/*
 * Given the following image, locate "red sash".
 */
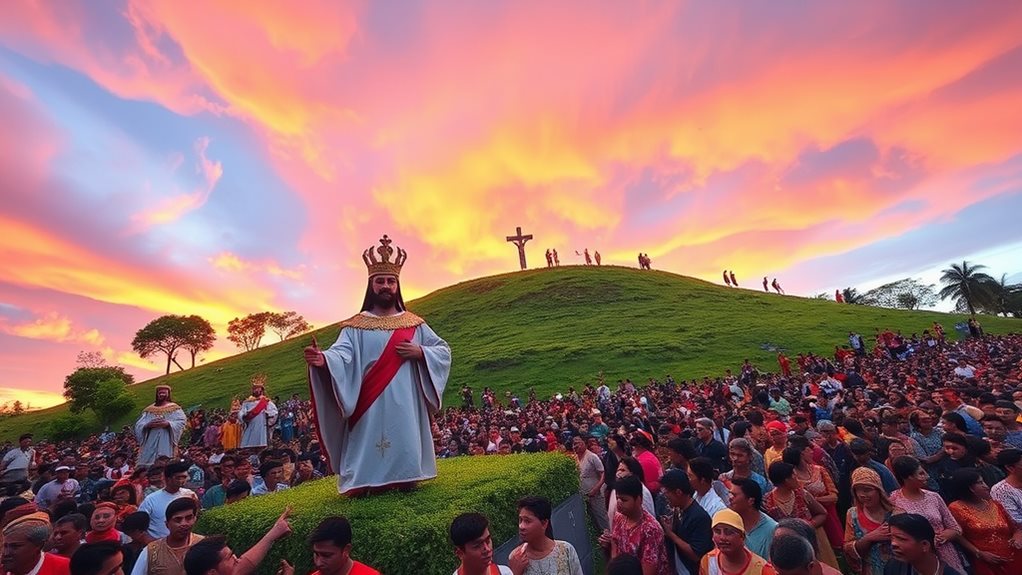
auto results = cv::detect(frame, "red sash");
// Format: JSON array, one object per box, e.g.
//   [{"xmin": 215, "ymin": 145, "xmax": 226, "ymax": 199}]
[
  {"xmin": 348, "ymin": 326, "xmax": 418, "ymax": 431},
  {"xmin": 247, "ymin": 397, "xmax": 270, "ymax": 419}
]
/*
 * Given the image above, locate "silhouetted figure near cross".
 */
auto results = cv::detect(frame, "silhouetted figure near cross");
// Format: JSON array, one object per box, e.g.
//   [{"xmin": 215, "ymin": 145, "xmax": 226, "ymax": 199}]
[{"xmin": 505, "ymin": 226, "xmax": 533, "ymax": 270}]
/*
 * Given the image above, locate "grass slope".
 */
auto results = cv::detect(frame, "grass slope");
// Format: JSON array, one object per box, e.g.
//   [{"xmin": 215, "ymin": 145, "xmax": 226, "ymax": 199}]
[{"xmin": 4, "ymin": 266, "xmax": 1019, "ymax": 440}]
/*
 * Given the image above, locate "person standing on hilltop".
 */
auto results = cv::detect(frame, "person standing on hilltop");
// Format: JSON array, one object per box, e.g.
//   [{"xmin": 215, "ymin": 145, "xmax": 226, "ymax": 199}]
[
  {"xmin": 239, "ymin": 376, "xmax": 277, "ymax": 450},
  {"xmin": 724, "ymin": 270, "xmax": 732, "ymax": 287},
  {"xmin": 729, "ymin": 270, "xmax": 738, "ymax": 286},
  {"xmin": 595, "ymin": 251, "xmax": 602, "ymax": 266},
  {"xmin": 304, "ymin": 235, "xmax": 452, "ymax": 496},
  {"xmin": 134, "ymin": 385, "xmax": 186, "ymax": 466}
]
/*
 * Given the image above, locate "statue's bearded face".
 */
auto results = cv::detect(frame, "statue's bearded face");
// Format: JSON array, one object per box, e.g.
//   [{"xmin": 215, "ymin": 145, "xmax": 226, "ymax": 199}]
[
  {"xmin": 370, "ymin": 275, "xmax": 399, "ymax": 308},
  {"xmin": 252, "ymin": 385, "xmax": 264, "ymax": 397},
  {"xmin": 156, "ymin": 389, "xmax": 170, "ymax": 403}
]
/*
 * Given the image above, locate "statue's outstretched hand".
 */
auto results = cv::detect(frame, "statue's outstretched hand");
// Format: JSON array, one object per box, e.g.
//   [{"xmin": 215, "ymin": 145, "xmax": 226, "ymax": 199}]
[{"xmin": 304, "ymin": 336, "xmax": 325, "ymax": 367}]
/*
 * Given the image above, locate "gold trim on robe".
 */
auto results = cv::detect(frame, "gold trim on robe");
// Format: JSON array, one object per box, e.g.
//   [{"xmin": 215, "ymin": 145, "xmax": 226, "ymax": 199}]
[
  {"xmin": 338, "ymin": 311, "xmax": 424, "ymax": 331},
  {"xmin": 142, "ymin": 403, "xmax": 183, "ymax": 416}
]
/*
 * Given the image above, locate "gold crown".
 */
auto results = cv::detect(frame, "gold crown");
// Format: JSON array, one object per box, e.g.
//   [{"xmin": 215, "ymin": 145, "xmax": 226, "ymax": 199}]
[
  {"xmin": 250, "ymin": 373, "xmax": 267, "ymax": 388},
  {"xmin": 362, "ymin": 234, "xmax": 407, "ymax": 278}
]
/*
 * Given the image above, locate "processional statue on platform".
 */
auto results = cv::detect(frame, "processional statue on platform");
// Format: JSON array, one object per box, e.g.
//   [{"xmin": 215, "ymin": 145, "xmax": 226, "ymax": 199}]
[
  {"xmin": 134, "ymin": 385, "xmax": 186, "ymax": 466},
  {"xmin": 304, "ymin": 235, "xmax": 452, "ymax": 496}
]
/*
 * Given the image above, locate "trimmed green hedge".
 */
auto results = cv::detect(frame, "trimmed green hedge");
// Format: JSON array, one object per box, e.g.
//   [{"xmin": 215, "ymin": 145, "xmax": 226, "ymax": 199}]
[{"xmin": 196, "ymin": 453, "xmax": 580, "ymax": 575}]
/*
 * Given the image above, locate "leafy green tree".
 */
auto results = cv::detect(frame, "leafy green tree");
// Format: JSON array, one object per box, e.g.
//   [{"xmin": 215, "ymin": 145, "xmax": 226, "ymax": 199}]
[
  {"xmin": 49, "ymin": 412, "xmax": 91, "ymax": 441},
  {"xmin": 63, "ymin": 366, "xmax": 134, "ymax": 413},
  {"xmin": 862, "ymin": 278, "xmax": 938, "ymax": 310},
  {"xmin": 180, "ymin": 315, "xmax": 216, "ymax": 368},
  {"xmin": 938, "ymin": 261, "xmax": 995, "ymax": 315},
  {"xmin": 227, "ymin": 312, "xmax": 273, "ymax": 351},
  {"xmin": 267, "ymin": 311, "xmax": 312, "ymax": 341},
  {"xmin": 92, "ymin": 378, "xmax": 136, "ymax": 426},
  {"xmin": 132, "ymin": 315, "xmax": 212, "ymax": 374}
]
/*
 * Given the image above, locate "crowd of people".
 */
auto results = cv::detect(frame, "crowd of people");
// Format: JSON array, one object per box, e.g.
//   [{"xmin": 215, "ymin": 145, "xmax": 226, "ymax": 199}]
[{"xmin": 1, "ymin": 320, "xmax": 1020, "ymax": 575}]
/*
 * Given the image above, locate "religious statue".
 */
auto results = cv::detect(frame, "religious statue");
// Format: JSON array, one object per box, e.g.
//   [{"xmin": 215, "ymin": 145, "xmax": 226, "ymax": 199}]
[
  {"xmin": 239, "ymin": 374, "xmax": 278, "ymax": 449},
  {"xmin": 305, "ymin": 235, "xmax": 452, "ymax": 496},
  {"xmin": 134, "ymin": 385, "xmax": 186, "ymax": 465}
]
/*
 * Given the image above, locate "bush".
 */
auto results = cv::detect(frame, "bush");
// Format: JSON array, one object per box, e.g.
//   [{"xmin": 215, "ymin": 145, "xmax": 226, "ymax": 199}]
[
  {"xmin": 196, "ymin": 452, "xmax": 580, "ymax": 575},
  {"xmin": 48, "ymin": 412, "xmax": 92, "ymax": 441}
]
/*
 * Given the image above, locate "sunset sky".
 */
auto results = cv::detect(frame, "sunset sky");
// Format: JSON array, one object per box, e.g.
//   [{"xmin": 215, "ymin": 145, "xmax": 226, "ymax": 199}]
[{"xmin": 2, "ymin": 1, "xmax": 1021, "ymax": 408}]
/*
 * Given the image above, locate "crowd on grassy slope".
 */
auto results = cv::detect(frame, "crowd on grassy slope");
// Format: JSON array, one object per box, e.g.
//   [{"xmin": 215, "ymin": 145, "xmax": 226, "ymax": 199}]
[{"xmin": 2, "ymin": 321, "xmax": 1022, "ymax": 575}]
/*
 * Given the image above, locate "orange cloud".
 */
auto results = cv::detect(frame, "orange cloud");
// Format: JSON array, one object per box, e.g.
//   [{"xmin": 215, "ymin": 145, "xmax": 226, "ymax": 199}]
[{"xmin": 0, "ymin": 312, "xmax": 105, "ymax": 346}]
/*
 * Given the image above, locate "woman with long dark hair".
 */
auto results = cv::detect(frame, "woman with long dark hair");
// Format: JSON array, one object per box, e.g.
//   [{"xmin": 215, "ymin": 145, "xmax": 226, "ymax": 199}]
[
  {"xmin": 948, "ymin": 468, "xmax": 1022, "ymax": 575},
  {"xmin": 508, "ymin": 496, "xmax": 583, "ymax": 575}
]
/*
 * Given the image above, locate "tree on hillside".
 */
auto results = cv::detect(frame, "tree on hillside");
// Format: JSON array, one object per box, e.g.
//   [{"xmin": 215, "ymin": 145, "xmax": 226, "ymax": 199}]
[
  {"xmin": 267, "ymin": 311, "xmax": 312, "ymax": 341},
  {"xmin": 938, "ymin": 261, "xmax": 995, "ymax": 315},
  {"xmin": 180, "ymin": 315, "xmax": 216, "ymax": 368},
  {"xmin": 861, "ymin": 278, "xmax": 938, "ymax": 310},
  {"xmin": 64, "ymin": 365, "xmax": 134, "ymax": 413},
  {"xmin": 981, "ymin": 274, "xmax": 1022, "ymax": 317},
  {"xmin": 76, "ymin": 350, "xmax": 107, "ymax": 369},
  {"xmin": 92, "ymin": 379, "xmax": 135, "ymax": 426},
  {"xmin": 132, "ymin": 314, "xmax": 213, "ymax": 374},
  {"xmin": 227, "ymin": 312, "xmax": 273, "ymax": 351},
  {"xmin": 841, "ymin": 287, "xmax": 867, "ymax": 305}
]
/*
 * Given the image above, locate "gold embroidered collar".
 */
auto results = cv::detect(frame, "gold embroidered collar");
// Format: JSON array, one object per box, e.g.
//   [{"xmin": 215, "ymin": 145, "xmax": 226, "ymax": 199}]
[
  {"xmin": 339, "ymin": 311, "xmax": 424, "ymax": 331},
  {"xmin": 143, "ymin": 403, "xmax": 182, "ymax": 415}
]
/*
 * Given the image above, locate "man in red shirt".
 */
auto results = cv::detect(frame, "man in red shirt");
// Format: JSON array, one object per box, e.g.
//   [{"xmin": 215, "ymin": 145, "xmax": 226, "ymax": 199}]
[
  {"xmin": 309, "ymin": 517, "xmax": 380, "ymax": 575},
  {"xmin": 2, "ymin": 511, "xmax": 71, "ymax": 575}
]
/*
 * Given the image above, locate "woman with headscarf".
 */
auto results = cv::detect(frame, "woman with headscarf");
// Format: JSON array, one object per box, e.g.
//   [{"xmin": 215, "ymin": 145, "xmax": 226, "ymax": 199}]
[
  {"xmin": 844, "ymin": 467, "xmax": 903, "ymax": 575},
  {"xmin": 764, "ymin": 421, "xmax": 788, "ymax": 470}
]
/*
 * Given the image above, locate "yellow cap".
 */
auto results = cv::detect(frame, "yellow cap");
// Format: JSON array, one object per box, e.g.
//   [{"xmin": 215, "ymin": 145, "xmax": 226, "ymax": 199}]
[{"xmin": 712, "ymin": 509, "xmax": 745, "ymax": 535}]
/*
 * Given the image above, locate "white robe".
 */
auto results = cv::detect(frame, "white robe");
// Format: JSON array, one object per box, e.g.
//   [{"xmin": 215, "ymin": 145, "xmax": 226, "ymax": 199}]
[
  {"xmin": 310, "ymin": 314, "xmax": 451, "ymax": 493},
  {"xmin": 134, "ymin": 404, "xmax": 186, "ymax": 466},
  {"xmin": 239, "ymin": 397, "xmax": 278, "ymax": 449}
]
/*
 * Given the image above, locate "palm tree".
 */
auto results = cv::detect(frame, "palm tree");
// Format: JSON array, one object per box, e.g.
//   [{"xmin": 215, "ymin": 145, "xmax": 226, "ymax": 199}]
[
  {"xmin": 984, "ymin": 274, "xmax": 1022, "ymax": 317},
  {"xmin": 841, "ymin": 287, "xmax": 860, "ymax": 304},
  {"xmin": 938, "ymin": 261, "xmax": 995, "ymax": 316}
]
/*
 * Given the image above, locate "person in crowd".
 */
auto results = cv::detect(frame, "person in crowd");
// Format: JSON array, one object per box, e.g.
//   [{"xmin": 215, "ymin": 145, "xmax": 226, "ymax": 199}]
[
  {"xmin": 763, "ymin": 462, "xmax": 837, "ymax": 569},
  {"xmin": 720, "ymin": 438, "xmax": 771, "ymax": 495},
  {"xmin": 0, "ymin": 434, "xmax": 35, "ymax": 485},
  {"xmin": 130, "ymin": 497, "xmax": 204, "ymax": 575},
  {"xmin": 764, "ymin": 422, "xmax": 789, "ymax": 469},
  {"xmin": 630, "ymin": 431, "xmax": 663, "ymax": 495},
  {"xmin": 769, "ymin": 534, "xmax": 824, "ymax": 575},
  {"xmin": 290, "ymin": 455, "xmax": 323, "ymax": 487},
  {"xmin": 608, "ymin": 475, "xmax": 669, "ymax": 575},
  {"xmin": 137, "ymin": 462, "xmax": 197, "ymax": 540},
  {"xmin": 727, "ymin": 478, "xmax": 777, "ymax": 560},
  {"xmin": 693, "ymin": 418, "xmax": 730, "ymax": 473},
  {"xmin": 251, "ymin": 460, "xmax": 289, "ymax": 496},
  {"xmin": 508, "ymin": 496, "xmax": 583, "ymax": 575},
  {"xmin": 844, "ymin": 467, "xmax": 902, "ymax": 575},
  {"xmin": 606, "ymin": 554, "xmax": 642, "ymax": 575},
  {"xmin": 774, "ymin": 518, "xmax": 842, "ymax": 575},
  {"xmin": 946, "ymin": 468, "xmax": 1022, "ymax": 575},
  {"xmin": 200, "ymin": 457, "xmax": 236, "ymax": 510},
  {"xmin": 120, "ymin": 512, "xmax": 154, "ymax": 574},
  {"xmin": 700, "ymin": 509, "xmax": 775, "ymax": 575},
  {"xmin": 223, "ymin": 481, "xmax": 251, "ymax": 505},
  {"xmin": 689, "ymin": 458, "xmax": 728, "ymax": 518},
  {"xmin": 605, "ymin": 458, "xmax": 655, "ymax": 532},
  {"xmin": 885, "ymin": 513, "xmax": 964, "ymax": 575},
  {"xmin": 70, "ymin": 541, "xmax": 125, "ymax": 575},
  {"xmin": 991, "ymin": 449, "xmax": 1022, "ymax": 526},
  {"xmin": 86, "ymin": 502, "xmax": 130, "ymax": 545},
  {"xmin": 449, "ymin": 513, "xmax": 513, "ymax": 575},
  {"xmin": 50, "ymin": 513, "xmax": 87, "ymax": 559},
  {"xmin": 35, "ymin": 465, "xmax": 80, "ymax": 511},
  {"xmin": 572, "ymin": 436, "xmax": 608, "ymax": 532},
  {"xmin": 307, "ymin": 516, "xmax": 380, "ymax": 575},
  {"xmin": 182, "ymin": 507, "xmax": 294, "ymax": 575},
  {"xmin": 888, "ymin": 456, "xmax": 967, "ymax": 574},
  {"xmin": 1, "ymin": 510, "xmax": 70, "ymax": 575},
  {"xmin": 783, "ymin": 442, "xmax": 841, "ymax": 549},
  {"xmin": 659, "ymin": 469, "xmax": 713, "ymax": 575}
]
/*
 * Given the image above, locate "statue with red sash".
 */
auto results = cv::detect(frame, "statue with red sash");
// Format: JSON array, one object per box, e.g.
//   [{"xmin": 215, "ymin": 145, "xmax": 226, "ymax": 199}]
[
  {"xmin": 304, "ymin": 235, "xmax": 451, "ymax": 496},
  {"xmin": 239, "ymin": 374, "xmax": 278, "ymax": 449}
]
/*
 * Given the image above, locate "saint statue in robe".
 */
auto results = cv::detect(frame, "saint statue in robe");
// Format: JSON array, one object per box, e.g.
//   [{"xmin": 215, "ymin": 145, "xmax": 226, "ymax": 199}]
[
  {"xmin": 134, "ymin": 385, "xmax": 186, "ymax": 465},
  {"xmin": 239, "ymin": 375, "xmax": 277, "ymax": 449},
  {"xmin": 305, "ymin": 235, "xmax": 451, "ymax": 496}
]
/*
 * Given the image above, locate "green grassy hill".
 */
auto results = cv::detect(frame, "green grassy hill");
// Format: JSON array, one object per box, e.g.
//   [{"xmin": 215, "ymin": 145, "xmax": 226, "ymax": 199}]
[{"xmin": 3, "ymin": 266, "xmax": 1019, "ymax": 440}]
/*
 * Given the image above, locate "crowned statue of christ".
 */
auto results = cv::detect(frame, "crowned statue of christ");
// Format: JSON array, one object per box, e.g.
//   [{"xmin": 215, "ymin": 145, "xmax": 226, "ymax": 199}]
[{"xmin": 304, "ymin": 235, "xmax": 452, "ymax": 496}]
